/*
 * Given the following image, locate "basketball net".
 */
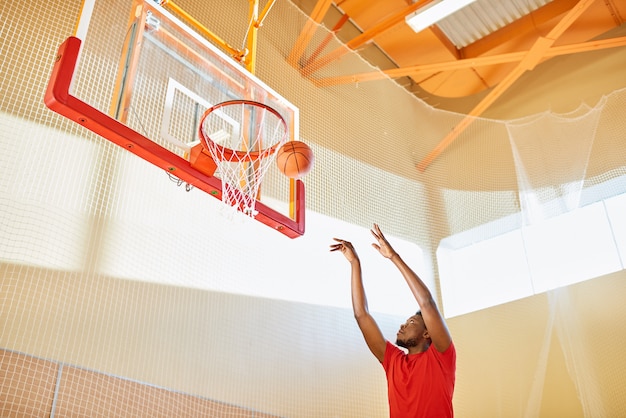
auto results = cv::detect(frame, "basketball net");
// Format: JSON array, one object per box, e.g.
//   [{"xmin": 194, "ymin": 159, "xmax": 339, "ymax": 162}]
[{"xmin": 198, "ymin": 100, "xmax": 288, "ymax": 217}]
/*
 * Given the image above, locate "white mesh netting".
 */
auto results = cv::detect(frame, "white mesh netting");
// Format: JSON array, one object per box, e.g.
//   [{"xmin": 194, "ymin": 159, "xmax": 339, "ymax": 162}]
[{"xmin": 1, "ymin": 0, "xmax": 626, "ymax": 417}]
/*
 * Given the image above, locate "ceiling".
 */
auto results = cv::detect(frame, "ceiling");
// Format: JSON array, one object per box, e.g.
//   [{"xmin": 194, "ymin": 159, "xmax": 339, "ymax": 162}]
[
  {"xmin": 288, "ymin": 0, "xmax": 626, "ymax": 169},
  {"xmin": 292, "ymin": 0, "xmax": 626, "ymax": 101}
]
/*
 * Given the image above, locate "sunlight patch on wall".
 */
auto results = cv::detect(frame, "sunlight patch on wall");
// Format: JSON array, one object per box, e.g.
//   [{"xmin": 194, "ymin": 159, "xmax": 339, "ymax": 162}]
[{"xmin": 439, "ymin": 186, "xmax": 626, "ymax": 318}]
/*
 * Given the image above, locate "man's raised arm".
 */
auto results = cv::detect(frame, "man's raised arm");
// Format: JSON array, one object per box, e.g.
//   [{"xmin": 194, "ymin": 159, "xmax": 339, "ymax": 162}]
[
  {"xmin": 370, "ymin": 224, "xmax": 452, "ymax": 352},
  {"xmin": 330, "ymin": 238, "xmax": 386, "ymax": 362}
]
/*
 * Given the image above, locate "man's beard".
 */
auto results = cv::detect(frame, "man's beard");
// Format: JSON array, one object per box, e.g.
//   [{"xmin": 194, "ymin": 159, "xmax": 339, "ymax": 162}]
[{"xmin": 396, "ymin": 337, "xmax": 418, "ymax": 348}]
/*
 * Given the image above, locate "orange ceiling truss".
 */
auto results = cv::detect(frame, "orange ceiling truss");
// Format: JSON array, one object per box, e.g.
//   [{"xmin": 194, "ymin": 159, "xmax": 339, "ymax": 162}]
[
  {"xmin": 293, "ymin": 0, "xmax": 437, "ymax": 72},
  {"xmin": 311, "ymin": 36, "xmax": 626, "ymax": 87},
  {"xmin": 287, "ymin": 0, "xmax": 334, "ymax": 66},
  {"xmin": 160, "ymin": 0, "xmax": 280, "ymax": 73},
  {"xmin": 288, "ymin": 0, "xmax": 626, "ymax": 171},
  {"xmin": 301, "ymin": 12, "xmax": 350, "ymax": 68},
  {"xmin": 416, "ymin": 0, "xmax": 622, "ymax": 171}
]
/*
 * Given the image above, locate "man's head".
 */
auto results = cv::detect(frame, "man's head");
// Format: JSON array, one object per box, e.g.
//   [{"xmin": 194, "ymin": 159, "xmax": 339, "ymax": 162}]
[{"xmin": 395, "ymin": 311, "xmax": 430, "ymax": 349}]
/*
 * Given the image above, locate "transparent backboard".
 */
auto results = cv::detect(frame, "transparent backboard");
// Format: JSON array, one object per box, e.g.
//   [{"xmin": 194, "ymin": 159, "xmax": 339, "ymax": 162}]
[{"xmin": 45, "ymin": 0, "xmax": 304, "ymax": 237}]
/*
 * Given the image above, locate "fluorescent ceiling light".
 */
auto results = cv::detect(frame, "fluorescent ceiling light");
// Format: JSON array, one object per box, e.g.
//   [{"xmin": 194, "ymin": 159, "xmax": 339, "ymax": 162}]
[{"xmin": 406, "ymin": 0, "xmax": 478, "ymax": 33}]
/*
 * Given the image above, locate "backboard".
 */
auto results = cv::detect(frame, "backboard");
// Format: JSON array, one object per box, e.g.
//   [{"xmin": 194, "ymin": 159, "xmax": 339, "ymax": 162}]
[{"xmin": 45, "ymin": 0, "xmax": 305, "ymax": 238}]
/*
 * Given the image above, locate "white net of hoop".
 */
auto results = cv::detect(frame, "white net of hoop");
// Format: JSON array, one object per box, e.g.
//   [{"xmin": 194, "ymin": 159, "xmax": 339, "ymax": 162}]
[{"xmin": 198, "ymin": 100, "xmax": 288, "ymax": 217}]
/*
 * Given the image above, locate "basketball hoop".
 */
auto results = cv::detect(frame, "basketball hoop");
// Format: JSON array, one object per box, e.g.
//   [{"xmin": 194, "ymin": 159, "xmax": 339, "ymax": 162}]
[{"xmin": 198, "ymin": 99, "xmax": 288, "ymax": 216}]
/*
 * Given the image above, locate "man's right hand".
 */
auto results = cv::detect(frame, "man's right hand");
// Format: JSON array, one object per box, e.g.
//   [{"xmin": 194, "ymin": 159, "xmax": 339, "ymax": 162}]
[{"xmin": 330, "ymin": 238, "xmax": 359, "ymax": 263}]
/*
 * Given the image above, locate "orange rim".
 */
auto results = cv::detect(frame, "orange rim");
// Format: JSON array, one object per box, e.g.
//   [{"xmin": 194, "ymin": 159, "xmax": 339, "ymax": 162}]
[{"xmin": 198, "ymin": 99, "xmax": 287, "ymax": 162}]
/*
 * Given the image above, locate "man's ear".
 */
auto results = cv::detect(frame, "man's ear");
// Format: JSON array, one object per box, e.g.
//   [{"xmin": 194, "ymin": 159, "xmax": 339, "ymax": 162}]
[{"xmin": 423, "ymin": 329, "xmax": 430, "ymax": 339}]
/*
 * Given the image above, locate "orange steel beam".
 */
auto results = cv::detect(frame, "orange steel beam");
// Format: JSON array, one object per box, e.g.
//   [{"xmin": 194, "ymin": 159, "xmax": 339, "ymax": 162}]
[
  {"xmin": 301, "ymin": 0, "xmax": 435, "ymax": 74},
  {"xmin": 416, "ymin": 0, "xmax": 598, "ymax": 172},
  {"xmin": 160, "ymin": 0, "xmax": 244, "ymax": 61},
  {"xmin": 546, "ymin": 35, "xmax": 626, "ymax": 54},
  {"xmin": 160, "ymin": 0, "xmax": 276, "ymax": 73},
  {"xmin": 287, "ymin": 0, "xmax": 334, "ymax": 66},
  {"xmin": 257, "ymin": 0, "xmax": 277, "ymax": 28},
  {"xmin": 244, "ymin": 0, "xmax": 260, "ymax": 73},
  {"xmin": 302, "ymin": 13, "xmax": 350, "ymax": 67},
  {"xmin": 313, "ymin": 50, "xmax": 527, "ymax": 86},
  {"xmin": 243, "ymin": 0, "xmax": 280, "ymax": 73},
  {"xmin": 605, "ymin": 0, "xmax": 626, "ymax": 26},
  {"xmin": 313, "ymin": 35, "xmax": 626, "ymax": 87}
]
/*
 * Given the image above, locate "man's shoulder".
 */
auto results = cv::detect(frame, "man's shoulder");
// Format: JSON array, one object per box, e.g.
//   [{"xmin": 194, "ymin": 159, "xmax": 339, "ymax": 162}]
[
  {"xmin": 428, "ymin": 340, "xmax": 456, "ymax": 371},
  {"xmin": 429, "ymin": 340, "xmax": 456, "ymax": 356},
  {"xmin": 383, "ymin": 341, "xmax": 405, "ymax": 364}
]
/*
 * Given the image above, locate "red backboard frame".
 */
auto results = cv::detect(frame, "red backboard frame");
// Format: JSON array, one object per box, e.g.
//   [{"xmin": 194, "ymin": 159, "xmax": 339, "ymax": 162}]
[{"xmin": 45, "ymin": 37, "xmax": 305, "ymax": 238}]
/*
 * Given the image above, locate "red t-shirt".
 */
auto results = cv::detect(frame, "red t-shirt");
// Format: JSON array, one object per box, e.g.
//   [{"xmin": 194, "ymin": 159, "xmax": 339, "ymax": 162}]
[{"xmin": 382, "ymin": 341, "xmax": 456, "ymax": 418}]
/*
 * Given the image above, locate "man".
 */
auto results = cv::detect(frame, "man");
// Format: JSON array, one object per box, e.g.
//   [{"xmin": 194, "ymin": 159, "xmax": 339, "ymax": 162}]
[{"xmin": 330, "ymin": 224, "xmax": 456, "ymax": 418}]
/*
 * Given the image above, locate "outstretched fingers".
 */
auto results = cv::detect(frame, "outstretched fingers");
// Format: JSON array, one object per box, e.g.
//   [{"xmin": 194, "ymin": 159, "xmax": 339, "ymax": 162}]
[
  {"xmin": 330, "ymin": 238, "xmax": 350, "ymax": 252},
  {"xmin": 371, "ymin": 225, "xmax": 379, "ymax": 239},
  {"xmin": 370, "ymin": 224, "xmax": 396, "ymax": 258},
  {"xmin": 330, "ymin": 238, "xmax": 343, "ymax": 249},
  {"xmin": 330, "ymin": 238, "xmax": 359, "ymax": 261}
]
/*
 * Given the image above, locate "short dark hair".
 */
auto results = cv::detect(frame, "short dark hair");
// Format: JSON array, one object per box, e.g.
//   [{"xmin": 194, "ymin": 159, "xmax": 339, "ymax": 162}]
[{"xmin": 415, "ymin": 311, "xmax": 426, "ymax": 329}]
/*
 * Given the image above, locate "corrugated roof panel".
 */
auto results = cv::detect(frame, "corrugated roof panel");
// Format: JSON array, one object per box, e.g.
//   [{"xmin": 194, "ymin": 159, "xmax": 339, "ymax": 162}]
[{"xmin": 436, "ymin": 0, "xmax": 553, "ymax": 48}]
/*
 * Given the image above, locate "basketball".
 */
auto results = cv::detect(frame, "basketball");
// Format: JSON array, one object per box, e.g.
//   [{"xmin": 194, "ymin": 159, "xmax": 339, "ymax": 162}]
[{"xmin": 275, "ymin": 141, "xmax": 314, "ymax": 178}]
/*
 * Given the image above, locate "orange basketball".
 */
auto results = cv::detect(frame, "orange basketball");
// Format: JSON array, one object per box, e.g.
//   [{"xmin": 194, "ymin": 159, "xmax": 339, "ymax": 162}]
[{"xmin": 275, "ymin": 141, "xmax": 314, "ymax": 178}]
